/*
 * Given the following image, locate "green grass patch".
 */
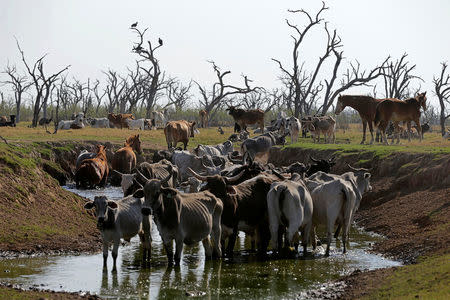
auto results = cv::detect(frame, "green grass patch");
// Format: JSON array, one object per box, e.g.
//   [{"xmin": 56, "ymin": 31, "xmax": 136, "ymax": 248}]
[{"xmin": 365, "ymin": 254, "xmax": 450, "ymax": 299}]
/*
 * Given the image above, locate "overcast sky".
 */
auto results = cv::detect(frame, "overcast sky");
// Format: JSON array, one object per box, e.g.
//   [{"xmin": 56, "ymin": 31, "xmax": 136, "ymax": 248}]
[{"xmin": 1, "ymin": 0, "xmax": 449, "ymax": 107}]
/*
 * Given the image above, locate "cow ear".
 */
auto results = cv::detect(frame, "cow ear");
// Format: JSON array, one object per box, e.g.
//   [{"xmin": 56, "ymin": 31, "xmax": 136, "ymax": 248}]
[
  {"xmin": 364, "ymin": 173, "xmax": 371, "ymax": 179},
  {"xmin": 84, "ymin": 201, "xmax": 94, "ymax": 209},
  {"xmin": 133, "ymin": 189, "xmax": 144, "ymax": 198},
  {"xmin": 226, "ymin": 185, "xmax": 237, "ymax": 194},
  {"xmin": 107, "ymin": 201, "xmax": 118, "ymax": 209}
]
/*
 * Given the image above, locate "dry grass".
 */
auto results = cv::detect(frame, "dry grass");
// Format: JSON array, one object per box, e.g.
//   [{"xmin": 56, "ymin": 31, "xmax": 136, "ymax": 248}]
[{"xmin": 0, "ymin": 122, "xmax": 449, "ymax": 152}]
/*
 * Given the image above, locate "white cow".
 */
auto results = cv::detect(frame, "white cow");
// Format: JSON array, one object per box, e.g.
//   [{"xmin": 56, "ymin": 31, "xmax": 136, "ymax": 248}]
[
  {"xmin": 288, "ymin": 116, "xmax": 302, "ymax": 144},
  {"xmin": 88, "ymin": 117, "xmax": 110, "ymax": 128},
  {"xmin": 152, "ymin": 111, "xmax": 167, "ymax": 128},
  {"xmin": 267, "ymin": 178, "xmax": 313, "ymax": 254},
  {"xmin": 57, "ymin": 113, "xmax": 85, "ymax": 130},
  {"xmin": 84, "ymin": 195, "xmax": 151, "ymax": 270},
  {"xmin": 310, "ymin": 171, "xmax": 372, "ymax": 256},
  {"xmin": 126, "ymin": 118, "xmax": 146, "ymax": 130}
]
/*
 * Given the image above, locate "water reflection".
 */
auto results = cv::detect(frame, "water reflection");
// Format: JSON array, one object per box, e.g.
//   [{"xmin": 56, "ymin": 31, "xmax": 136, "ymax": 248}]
[{"xmin": 0, "ymin": 185, "xmax": 402, "ymax": 299}]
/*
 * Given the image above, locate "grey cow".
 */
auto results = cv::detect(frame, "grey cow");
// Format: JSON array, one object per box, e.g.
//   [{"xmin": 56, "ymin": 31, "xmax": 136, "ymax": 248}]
[
  {"xmin": 138, "ymin": 172, "xmax": 223, "ymax": 266},
  {"xmin": 240, "ymin": 132, "xmax": 287, "ymax": 164},
  {"xmin": 193, "ymin": 141, "xmax": 234, "ymax": 157},
  {"xmin": 84, "ymin": 195, "xmax": 151, "ymax": 270},
  {"xmin": 171, "ymin": 150, "xmax": 225, "ymax": 182}
]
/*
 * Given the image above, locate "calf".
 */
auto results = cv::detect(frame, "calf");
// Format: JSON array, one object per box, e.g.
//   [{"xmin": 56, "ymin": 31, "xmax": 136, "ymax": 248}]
[
  {"xmin": 84, "ymin": 194, "xmax": 151, "ymax": 270},
  {"xmin": 303, "ymin": 116, "xmax": 336, "ymax": 143},
  {"xmin": 139, "ymin": 172, "xmax": 223, "ymax": 265},
  {"xmin": 267, "ymin": 179, "xmax": 313, "ymax": 254}
]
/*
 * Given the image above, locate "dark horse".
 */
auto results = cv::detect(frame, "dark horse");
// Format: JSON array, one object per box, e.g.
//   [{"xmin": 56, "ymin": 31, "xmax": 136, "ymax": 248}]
[
  {"xmin": 335, "ymin": 95, "xmax": 385, "ymax": 144},
  {"xmin": 374, "ymin": 92, "xmax": 427, "ymax": 145}
]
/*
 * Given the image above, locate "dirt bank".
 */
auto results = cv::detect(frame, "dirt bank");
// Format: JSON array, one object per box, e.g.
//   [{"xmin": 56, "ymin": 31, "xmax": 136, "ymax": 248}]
[{"xmin": 269, "ymin": 147, "xmax": 450, "ymax": 298}]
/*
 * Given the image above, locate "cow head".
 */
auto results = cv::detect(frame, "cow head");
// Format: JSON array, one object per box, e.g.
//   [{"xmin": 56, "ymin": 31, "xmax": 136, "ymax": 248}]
[
  {"xmin": 189, "ymin": 122, "xmax": 196, "ymax": 137},
  {"xmin": 113, "ymin": 169, "xmax": 140, "ymax": 196},
  {"xmin": 126, "ymin": 134, "xmax": 142, "ymax": 154},
  {"xmin": 84, "ymin": 196, "xmax": 118, "ymax": 229},
  {"xmin": 138, "ymin": 168, "xmax": 172, "ymax": 216},
  {"xmin": 226, "ymin": 106, "xmax": 236, "ymax": 116},
  {"xmin": 189, "ymin": 167, "xmax": 244, "ymax": 197},
  {"xmin": 307, "ymin": 156, "xmax": 336, "ymax": 176},
  {"xmin": 348, "ymin": 164, "xmax": 373, "ymax": 193}
]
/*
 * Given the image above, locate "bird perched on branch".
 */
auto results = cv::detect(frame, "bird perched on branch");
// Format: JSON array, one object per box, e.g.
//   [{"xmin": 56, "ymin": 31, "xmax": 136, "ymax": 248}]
[
  {"xmin": 158, "ymin": 38, "xmax": 163, "ymax": 46},
  {"xmin": 131, "ymin": 22, "xmax": 138, "ymax": 28},
  {"xmin": 133, "ymin": 45, "xmax": 143, "ymax": 52}
]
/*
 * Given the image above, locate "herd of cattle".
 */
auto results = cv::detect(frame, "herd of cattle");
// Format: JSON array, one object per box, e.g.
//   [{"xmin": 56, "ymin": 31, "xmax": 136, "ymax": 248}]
[{"xmin": 76, "ymin": 127, "xmax": 372, "ymax": 269}]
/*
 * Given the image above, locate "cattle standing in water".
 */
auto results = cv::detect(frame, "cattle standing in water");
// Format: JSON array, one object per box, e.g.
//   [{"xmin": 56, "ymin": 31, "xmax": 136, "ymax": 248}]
[
  {"xmin": 164, "ymin": 120, "xmax": 196, "ymax": 150},
  {"xmin": 76, "ymin": 150, "xmax": 96, "ymax": 170},
  {"xmin": 138, "ymin": 171, "xmax": 223, "ymax": 266},
  {"xmin": 190, "ymin": 169, "xmax": 277, "ymax": 257},
  {"xmin": 226, "ymin": 106, "xmax": 265, "ymax": 133},
  {"xmin": 267, "ymin": 178, "xmax": 313, "ymax": 255},
  {"xmin": 84, "ymin": 194, "xmax": 151, "ymax": 270},
  {"xmin": 75, "ymin": 145, "xmax": 109, "ymax": 188},
  {"xmin": 111, "ymin": 135, "xmax": 142, "ymax": 185}
]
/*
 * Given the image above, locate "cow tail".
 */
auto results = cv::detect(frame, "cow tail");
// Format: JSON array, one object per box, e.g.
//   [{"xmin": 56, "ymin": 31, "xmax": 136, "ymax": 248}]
[{"xmin": 341, "ymin": 186, "xmax": 355, "ymax": 241}]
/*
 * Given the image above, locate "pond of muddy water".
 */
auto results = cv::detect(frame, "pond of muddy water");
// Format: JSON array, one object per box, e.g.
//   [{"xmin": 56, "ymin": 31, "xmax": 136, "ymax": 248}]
[{"xmin": 0, "ymin": 185, "xmax": 400, "ymax": 299}]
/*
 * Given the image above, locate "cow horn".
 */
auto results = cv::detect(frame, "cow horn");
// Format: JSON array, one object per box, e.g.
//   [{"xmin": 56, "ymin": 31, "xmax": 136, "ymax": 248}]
[
  {"xmin": 347, "ymin": 164, "xmax": 370, "ymax": 172},
  {"xmin": 112, "ymin": 169, "xmax": 124, "ymax": 177},
  {"xmin": 310, "ymin": 156, "xmax": 320, "ymax": 163},
  {"xmin": 188, "ymin": 167, "xmax": 208, "ymax": 181},
  {"xmin": 224, "ymin": 170, "xmax": 245, "ymax": 184},
  {"xmin": 227, "ymin": 153, "xmax": 242, "ymax": 164},
  {"xmin": 136, "ymin": 169, "xmax": 149, "ymax": 182},
  {"xmin": 272, "ymin": 169, "xmax": 288, "ymax": 181}
]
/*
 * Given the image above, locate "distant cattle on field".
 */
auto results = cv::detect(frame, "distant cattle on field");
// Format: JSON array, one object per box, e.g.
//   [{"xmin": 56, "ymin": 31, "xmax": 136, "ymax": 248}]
[
  {"xmin": 226, "ymin": 106, "xmax": 265, "ymax": 133},
  {"xmin": 164, "ymin": 120, "xmax": 196, "ymax": 150},
  {"xmin": 107, "ymin": 113, "xmax": 134, "ymax": 129}
]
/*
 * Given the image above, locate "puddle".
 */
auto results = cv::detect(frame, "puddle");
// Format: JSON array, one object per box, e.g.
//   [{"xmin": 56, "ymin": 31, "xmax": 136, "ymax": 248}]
[{"xmin": 0, "ymin": 185, "xmax": 401, "ymax": 299}]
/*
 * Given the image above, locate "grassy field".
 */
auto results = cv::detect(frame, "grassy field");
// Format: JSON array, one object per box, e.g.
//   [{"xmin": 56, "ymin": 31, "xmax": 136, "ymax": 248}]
[{"xmin": 0, "ymin": 122, "xmax": 449, "ymax": 154}]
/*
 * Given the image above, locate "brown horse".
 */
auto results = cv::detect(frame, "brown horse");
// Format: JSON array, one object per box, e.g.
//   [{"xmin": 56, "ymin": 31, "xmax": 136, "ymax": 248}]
[
  {"xmin": 374, "ymin": 92, "xmax": 427, "ymax": 144},
  {"xmin": 199, "ymin": 110, "xmax": 208, "ymax": 128},
  {"xmin": 112, "ymin": 134, "xmax": 142, "ymax": 180},
  {"xmin": 75, "ymin": 145, "xmax": 109, "ymax": 188},
  {"xmin": 335, "ymin": 95, "xmax": 385, "ymax": 144}
]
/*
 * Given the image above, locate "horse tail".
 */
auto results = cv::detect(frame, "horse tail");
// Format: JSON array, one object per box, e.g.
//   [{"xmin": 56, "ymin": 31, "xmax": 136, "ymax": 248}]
[{"xmin": 374, "ymin": 106, "xmax": 382, "ymax": 127}]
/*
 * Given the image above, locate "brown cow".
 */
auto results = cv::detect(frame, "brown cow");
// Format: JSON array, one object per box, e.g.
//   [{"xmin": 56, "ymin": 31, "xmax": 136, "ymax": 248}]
[
  {"xmin": 112, "ymin": 135, "xmax": 142, "ymax": 185},
  {"xmin": 107, "ymin": 113, "xmax": 135, "ymax": 129},
  {"xmin": 164, "ymin": 120, "xmax": 196, "ymax": 150},
  {"xmin": 75, "ymin": 145, "xmax": 109, "ymax": 188},
  {"xmin": 374, "ymin": 92, "xmax": 427, "ymax": 144},
  {"xmin": 199, "ymin": 110, "xmax": 208, "ymax": 128},
  {"xmin": 226, "ymin": 106, "xmax": 264, "ymax": 133}
]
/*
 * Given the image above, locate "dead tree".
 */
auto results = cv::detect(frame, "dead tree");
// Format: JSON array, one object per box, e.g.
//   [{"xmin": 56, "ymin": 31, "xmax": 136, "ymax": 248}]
[
  {"xmin": 16, "ymin": 40, "xmax": 70, "ymax": 127},
  {"xmin": 131, "ymin": 25, "xmax": 164, "ymax": 118},
  {"xmin": 68, "ymin": 78, "xmax": 93, "ymax": 116},
  {"xmin": 166, "ymin": 79, "xmax": 193, "ymax": 111},
  {"xmin": 195, "ymin": 61, "xmax": 260, "ymax": 124},
  {"xmin": 92, "ymin": 80, "xmax": 106, "ymax": 115},
  {"xmin": 104, "ymin": 70, "xmax": 126, "ymax": 113},
  {"xmin": 433, "ymin": 62, "xmax": 450, "ymax": 136},
  {"xmin": 239, "ymin": 89, "xmax": 280, "ymax": 113},
  {"xmin": 272, "ymin": 2, "xmax": 331, "ymax": 118},
  {"xmin": 319, "ymin": 53, "xmax": 389, "ymax": 114},
  {"xmin": 382, "ymin": 53, "xmax": 423, "ymax": 99},
  {"xmin": 2, "ymin": 63, "xmax": 32, "ymax": 123}
]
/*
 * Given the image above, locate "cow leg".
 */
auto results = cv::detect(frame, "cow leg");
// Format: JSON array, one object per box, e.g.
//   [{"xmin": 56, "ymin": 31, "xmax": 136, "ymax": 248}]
[
  {"xmin": 269, "ymin": 215, "xmax": 280, "ymax": 252},
  {"xmin": 202, "ymin": 237, "xmax": 213, "ymax": 260},
  {"xmin": 164, "ymin": 240, "xmax": 174, "ymax": 265},
  {"xmin": 211, "ymin": 210, "xmax": 222, "ymax": 259},
  {"xmin": 174, "ymin": 239, "xmax": 184, "ymax": 266},
  {"xmin": 361, "ymin": 120, "xmax": 367, "ymax": 144},
  {"xmin": 406, "ymin": 121, "xmax": 412, "ymax": 142},
  {"xmin": 334, "ymin": 224, "xmax": 342, "ymax": 239},
  {"xmin": 102, "ymin": 242, "xmax": 109, "ymax": 269},
  {"xmin": 226, "ymin": 226, "xmax": 239, "ymax": 257},
  {"xmin": 325, "ymin": 220, "xmax": 334, "ymax": 257},
  {"xmin": 112, "ymin": 239, "xmax": 120, "ymax": 271},
  {"xmin": 183, "ymin": 142, "xmax": 187, "ymax": 151}
]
